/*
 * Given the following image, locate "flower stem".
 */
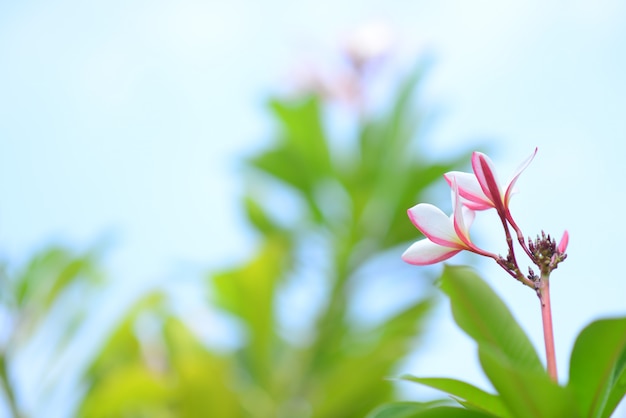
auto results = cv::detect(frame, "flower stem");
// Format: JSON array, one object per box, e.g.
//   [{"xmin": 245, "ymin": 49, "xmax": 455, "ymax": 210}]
[
  {"xmin": 538, "ymin": 276, "xmax": 557, "ymax": 381},
  {"xmin": 0, "ymin": 353, "xmax": 20, "ymax": 418}
]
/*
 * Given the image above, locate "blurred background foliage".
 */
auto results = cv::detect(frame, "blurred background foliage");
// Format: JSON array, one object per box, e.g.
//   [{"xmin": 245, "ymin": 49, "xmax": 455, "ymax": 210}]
[
  {"xmin": 0, "ymin": 247, "xmax": 105, "ymax": 417},
  {"xmin": 1, "ymin": 49, "xmax": 473, "ymax": 417}
]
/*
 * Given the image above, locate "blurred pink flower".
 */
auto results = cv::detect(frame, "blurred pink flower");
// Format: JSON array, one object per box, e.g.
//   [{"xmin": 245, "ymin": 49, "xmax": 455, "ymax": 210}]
[{"xmin": 342, "ymin": 21, "xmax": 395, "ymax": 70}]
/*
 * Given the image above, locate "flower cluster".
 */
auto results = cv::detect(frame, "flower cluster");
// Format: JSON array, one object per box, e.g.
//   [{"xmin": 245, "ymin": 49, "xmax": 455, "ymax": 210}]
[{"xmin": 402, "ymin": 148, "xmax": 568, "ymax": 288}]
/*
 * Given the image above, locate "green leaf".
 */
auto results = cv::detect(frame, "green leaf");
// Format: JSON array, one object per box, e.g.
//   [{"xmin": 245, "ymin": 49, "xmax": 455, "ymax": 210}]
[
  {"xmin": 602, "ymin": 359, "xmax": 626, "ymax": 418},
  {"xmin": 77, "ymin": 364, "xmax": 173, "ymax": 418},
  {"xmin": 14, "ymin": 247, "xmax": 101, "ymax": 312},
  {"xmin": 308, "ymin": 300, "xmax": 433, "ymax": 418},
  {"xmin": 242, "ymin": 194, "xmax": 288, "ymax": 236},
  {"xmin": 414, "ymin": 408, "xmax": 497, "ymax": 418},
  {"xmin": 85, "ymin": 292, "xmax": 166, "ymax": 380},
  {"xmin": 269, "ymin": 96, "xmax": 332, "ymax": 177},
  {"xmin": 162, "ymin": 318, "xmax": 244, "ymax": 418},
  {"xmin": 479, "ymin": 346, "xmax": 580, "ymax": 418},
  {"xmin": 400, "ymin": 376, "xmax": 508, "ymax": 417},
  {"xmin": 250, "ymin": 148, "xmax": 313, "ymax": 196},
  {"xmin": 211, "ymin": 236, "xmax": 290, "ymax": 386},
  {"xmin": 365, "ymin": 401, "xmax": 438, "ymax": 418},
  {"xmin": 249, "ymin": 96, "xmax": 332, "ymax": 224},
  {"xmin": 8, "ymin": 246, "xmax": 105, "ymax": 368},
  {"xmin": 358, "ymin": 61, "xmax": 427, "ymax": 168},
  {"xmin": 439, "ymin": 265, "xmax": 543, "ymax": 372},
  {"xmin": 567, "ymin": 316, "xmax": 626, "ymax": 418},
  {"xmin": 368, "ymin": 404, "xmax": 496, "ymax": 418}
]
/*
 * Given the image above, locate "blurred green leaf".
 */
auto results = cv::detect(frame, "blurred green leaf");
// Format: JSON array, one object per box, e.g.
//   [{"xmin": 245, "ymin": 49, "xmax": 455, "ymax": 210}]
[
  {"xmin": 249, "ymin": 96, "xmax": 331, "ymax": 223},
  {"xmin": 163, "ymin": 318, "xmax": 244, "ymax": 418},
  {"xmin": 567, "ymin": 316, "xmax": 626, "ymax": 418},
  {"xmin": 240, "ymin": 62, "xmax": 454, "ymax": 416},
  {"xmin": 12, "ymin": 247, "xmax": 102, "ymax": 337},
  {"xmin": 479, "ymin": 346, "xmax": 580, "ymax": 418},
  {"xmin": 415, "ymin": 407, "xmax": 496, "ymax": 418},
  {"xmin": 211, "ymin": 236, "xmax": 290, "ymax": 387},
  {"xmin": 269, "ymin": 97, "xmax": 332, "ymax": 177},
  {"xmin": 310, "ymin": 300, "xmax": 433, "ymax": 418},
  {"xmin": 243, "ymin": 194, "xmax": 288, "ymax": 236},
  {"xmin": 439, "ymin": 265, "xmax": 543, "ymax": 372},
  {"xmin": 83, "ymin": 299, "xmax": 247, "ymax": 417},
  {"xmin": 369, "ymin": 404, "xmax": 496, "ymax": 418},
  {"xmin": 365, "ymin": 401, "xmax": 440, "ymax": 418},
  {"xmin": 78, "ymin": 364, "xmax": 173, "ymax": 418},
  {"xmin": 0, "ymin": 245, "xmax": 109, "ymax": 418},
  {"xmin": 79, "ymin": 59, "xmax": 463, "ymax": 417},
  {"xmin": 85, "ymin": 293, "xmax": 166, "ymax": 381},
  {"xmin": 400, "ymin": 376, "xmax": 508, "ymax": 417},
  {"xmin": 358, "ymin": 62, "xmax": 427, "ymax": 169}
]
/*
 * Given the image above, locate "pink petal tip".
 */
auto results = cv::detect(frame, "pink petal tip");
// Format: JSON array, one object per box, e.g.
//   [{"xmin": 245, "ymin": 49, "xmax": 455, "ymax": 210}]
[{"xmin": 557, "ymin": 230, "xmax": 569, "ymax": 253}]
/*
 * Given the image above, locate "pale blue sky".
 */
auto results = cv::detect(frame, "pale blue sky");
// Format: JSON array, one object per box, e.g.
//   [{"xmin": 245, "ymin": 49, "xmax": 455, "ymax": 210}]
[{"xmin": 1, "ymin": 0, "xmax": 626, "ymax": 416}]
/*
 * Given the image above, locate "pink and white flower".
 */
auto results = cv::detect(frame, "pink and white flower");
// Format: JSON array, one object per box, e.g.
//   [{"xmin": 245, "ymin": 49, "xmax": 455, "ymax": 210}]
[
  {"xmin": 402, "ymin": 147, "xmax": 568, "ymax": 287},
  {"xmin": 402, "ymin": 181, "xmax": 496, "ymax": 265},
  {"xmin": 444, "ymin": 148, "xmax": 537, "ymax": 214}
]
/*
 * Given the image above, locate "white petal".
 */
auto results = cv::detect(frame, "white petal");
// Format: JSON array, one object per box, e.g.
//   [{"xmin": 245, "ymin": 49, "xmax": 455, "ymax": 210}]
[
  {"xmin": 402, "ymin": 239, "xmax": 462, "ymax": 265},
  {"xmin": 407, "ymin": 204, "xmax": 463, "ymax": 248},
  {"xmin": 445, "ymin": 171, "xmax": 492, "ymax": 210},
  {"xmin": 451, "ymin": 179, "xmax": 476, "ymax": 249}
]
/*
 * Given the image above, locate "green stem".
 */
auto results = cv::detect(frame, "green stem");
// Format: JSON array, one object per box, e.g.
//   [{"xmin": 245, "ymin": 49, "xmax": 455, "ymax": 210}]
[
  {"xmin": 538, "ymin": 277, "xmax": 557, "ymax": 381},
  {"xmin": 0, "ymin": 353, "xmax": 21, "ymax": 418}
]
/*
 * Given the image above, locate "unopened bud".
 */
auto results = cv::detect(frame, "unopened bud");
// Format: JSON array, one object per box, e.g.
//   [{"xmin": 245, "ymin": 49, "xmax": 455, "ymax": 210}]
[{"xmin": 557, "ymin": 230, "xmax": 569, "ymax": 254}]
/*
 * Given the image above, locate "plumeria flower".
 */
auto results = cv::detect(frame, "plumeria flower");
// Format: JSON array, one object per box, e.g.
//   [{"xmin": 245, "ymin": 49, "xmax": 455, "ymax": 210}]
[
  {"xmin": 403, "ymin": 146, "xmax": 569, "ymax": 385},
  {"xmin": 444, "ymin": 148, "xmax": 538, "ymax": 216},
  {"xmin": 402, "ymin": 180, "xmax": 497, "ymax": 265}
]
